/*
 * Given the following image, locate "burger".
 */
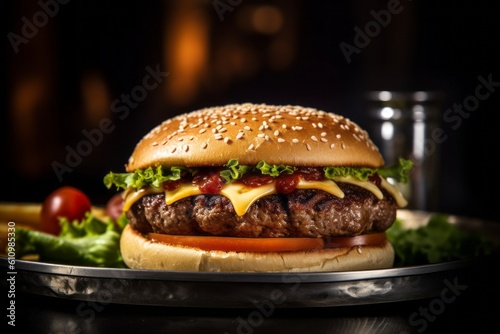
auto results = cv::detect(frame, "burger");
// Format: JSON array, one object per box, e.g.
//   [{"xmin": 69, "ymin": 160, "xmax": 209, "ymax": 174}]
[{"xmin": 104, "ymin": 103, "xmax": 411, "ymax": 272}]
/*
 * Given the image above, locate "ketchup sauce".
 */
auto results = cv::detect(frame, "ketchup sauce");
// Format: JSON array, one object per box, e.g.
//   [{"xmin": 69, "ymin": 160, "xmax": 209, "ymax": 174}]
[
  {"xmin": 193, "ymin": 170, "xmax": 225, "ymax": 194},
  {"xmin": 162, "ymin": 167, "xmax": 330, "ymax": 195}
]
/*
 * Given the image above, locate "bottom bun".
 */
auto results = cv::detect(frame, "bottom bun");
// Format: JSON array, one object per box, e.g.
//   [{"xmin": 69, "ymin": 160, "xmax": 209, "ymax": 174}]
[{"xmin": 120, "ymin": 224, "xmax": 395, "ymax": 272}]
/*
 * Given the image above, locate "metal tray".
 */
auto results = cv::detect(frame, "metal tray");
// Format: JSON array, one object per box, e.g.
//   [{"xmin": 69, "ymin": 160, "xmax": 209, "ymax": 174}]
[{"xmin": 2, "ymin": 210, "xmax": 499, "ymax": 308}]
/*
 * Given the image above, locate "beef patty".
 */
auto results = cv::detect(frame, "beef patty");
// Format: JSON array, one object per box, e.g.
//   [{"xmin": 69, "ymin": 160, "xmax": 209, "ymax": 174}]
[{"xmin": 126, "ymin": 183, "xmax": 398, "ymax": 238}]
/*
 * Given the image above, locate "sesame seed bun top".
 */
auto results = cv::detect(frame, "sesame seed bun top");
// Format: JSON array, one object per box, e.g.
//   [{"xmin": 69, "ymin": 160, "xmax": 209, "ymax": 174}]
[{"xmin": 125, "ymin": 103, "xmax": 384, "ymax": 171}]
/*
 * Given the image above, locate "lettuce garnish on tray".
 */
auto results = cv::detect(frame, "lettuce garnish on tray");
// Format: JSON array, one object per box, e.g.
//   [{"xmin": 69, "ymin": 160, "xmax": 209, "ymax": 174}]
[
  {"xmin": 14, "ymin": 212, "xmax": 128, "ymax": 267},
  {"xmin": 387, "ymin": 214, "xmax": 494, "ymax": 266}
]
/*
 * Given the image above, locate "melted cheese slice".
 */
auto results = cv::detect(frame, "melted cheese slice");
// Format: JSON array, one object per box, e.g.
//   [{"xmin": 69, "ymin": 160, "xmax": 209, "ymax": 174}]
[
  {"xmin": 165, "ymin": 184, "xmax": 202, "ymax": 205},
  {"xmin": 122, "ymin": 187, "xmax": 161, "ymax": 211},
  {"xmin": 332, "ymin": 176, "xmax": 383, "ymax": 199},
  {"xmin": 221, "ymin": 182, "xmax": 276, "ymax": 215},
  {"xmin": 296, "ymin": 179, "xmax": 344, "ymax": 198},
  {"xmin": 380, "ymin": 177, "xmax": 408, "ymax": 208},
  {"xmin": 123, "ymin": 176, "xmax": 408, "ymax": 216}
]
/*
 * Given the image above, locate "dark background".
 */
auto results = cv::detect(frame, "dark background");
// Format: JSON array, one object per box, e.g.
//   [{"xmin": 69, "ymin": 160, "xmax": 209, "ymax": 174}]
[{"xmin": 1, "ymin": 0, "xmax": 499, "ymax": 221}]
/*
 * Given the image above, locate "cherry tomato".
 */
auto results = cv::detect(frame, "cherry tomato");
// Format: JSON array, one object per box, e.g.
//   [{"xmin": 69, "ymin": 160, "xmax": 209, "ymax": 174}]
[
  {"xmin": 40, "ymin": 186, "xmax": 92, "ymax": 235},
  {"xmin": 106, "ymin": 193, "xmax": 124, "ymax": 221}
]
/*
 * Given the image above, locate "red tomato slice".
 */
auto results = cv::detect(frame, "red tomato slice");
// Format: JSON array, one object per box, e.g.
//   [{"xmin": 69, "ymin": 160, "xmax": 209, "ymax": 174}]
[
  {"xmin": 147, "ymin": 233, "xmax": 387, "ymax": 252},
  {"xmin": 323, "ymin": 233, "xmax": 387, "ymax": 248},
  {"xmin": 148, "ymin": 234, "xmax": 324, "ymax": 252}
]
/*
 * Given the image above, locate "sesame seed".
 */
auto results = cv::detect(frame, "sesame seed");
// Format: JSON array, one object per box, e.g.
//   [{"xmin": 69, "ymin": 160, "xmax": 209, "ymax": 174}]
[
  {"xmin": 306, "ymin": 143, "xmax": 311, "ymax": 151},
  {"xmin": 152, "ymin": 141, "xmax": 158, "ymax": 146},
  {"xmin": 257, "ymin": 133, "xmax": 265, "ymax": 138},
  {"xmin": 282, "ymin": 124, "xmax": 287, "ymax": 129},
  {"xmin": 182, "ymin": 145, "xmax": 189, "ymax": 152},
  {"xmin": 341, "ymin": 143, "xmax": 346, "ymax": 149},
  {"xmin": 202, "ymin": 142, "xmax": 208, "ymax": 149},
  {"xmin": 321, "ymin": 132, "xmax": 326, "ymax": 137},
  {"xmin": 311, "ymin": 135, "xmax": 318, "ymax": 142},
  {"xmin": 199, "ymin": 128, "xmax": 207, "ymax": 134},
  {"xmin": 273, "ymin": 130, "xmax": 279, "ymax": 136},
  {"xmin": 336, "ymin": 134, "xmax": 341, "ymax": 139},
  {"xmin": 277, "ymin": 138, "xmax": 285, "ymax": 143},
  {"xmin": 318, "ymin": 123, "xmax": 323, "ymax": 128},
  {"xmin": 236, "ymin": 132, "xmax": 244, "ymax": 139},
  {"xmin": 244, "ymin": 126, "xmax": 251, "ymax": 131},
  {"xmin": 224, "ymin": 137, "xmax": 231, "ymax": 144},
  {"xmin": 330, "ymin": 143, "xmax": 335, "ymax": 149},
  {"xmin": 214, "ymin": 134, "xmax": 223, "ymax": 140},
  {"xmin": 264, "ymin": 135, "xmax": 270, "ymax": 141},
  {"xmin": 292, "ymin": 138, "xmax": 299, "ymax": 143},
  {"xmin": 178, "ymin": 137, "xmax": 184, "ymax": 141},
  {"xmin": 248, "ymin": 144, "xmax": 255, "ymax": 150},
  {"xmin": 170, "ymin": 147, "xmax": 177, "ymax": 153},
  {"xmin": 320, "ymin": 138, "xmax": 328, "ymax": 143}
]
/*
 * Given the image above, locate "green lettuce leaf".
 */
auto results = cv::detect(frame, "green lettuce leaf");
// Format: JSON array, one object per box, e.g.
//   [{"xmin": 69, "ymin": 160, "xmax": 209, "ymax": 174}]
[
  {"xmin": 325, "ymin": 158, "xmax": 413, "ymax": 183},
  {"xmin": 220, "ymin": 159, "xmax": 253, "ymax": 183},
  {"xmin": 256, "ymin": 161, "xmax": 295, "ymax": 177},
  {"xmin": 104, "ymin": 158, "xmax": 413, "ymax": 190},
  {"xmin": 376, "ymin": 158, "xmax": 413, "ymax": 183},
  {"xmin": 14, "ymin": 212, "xmax": 128, "ymax": 268},
  {"xmin": 324, "ymin": 166, "xmax": 375, "ymax": 181},
  {"xmin": 103, "ymin": 166, "xmax": 191, "ymax": 190}
]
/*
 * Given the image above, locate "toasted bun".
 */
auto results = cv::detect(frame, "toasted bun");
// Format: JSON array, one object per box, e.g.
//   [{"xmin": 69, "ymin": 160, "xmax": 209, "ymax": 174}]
[
  {"xmin": 120, "ymin": 224, "xmax": 394, "ymax": 272},
  {"xmin": 126, "ymin": 103, "xmax": 384, "ymax": 171}
]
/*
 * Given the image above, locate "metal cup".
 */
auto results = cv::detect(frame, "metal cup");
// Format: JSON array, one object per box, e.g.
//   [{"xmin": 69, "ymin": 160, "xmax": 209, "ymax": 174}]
[{"xmin": 364, "ymin": 91, "xmax": 445, "ymax": 211}]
